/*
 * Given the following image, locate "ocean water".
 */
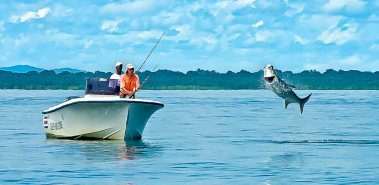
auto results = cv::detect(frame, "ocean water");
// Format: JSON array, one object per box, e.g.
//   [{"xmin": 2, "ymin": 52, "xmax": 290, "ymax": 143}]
[{"xmin": 0, "ymin": 89, "xmax": 378, "ymax": 184}]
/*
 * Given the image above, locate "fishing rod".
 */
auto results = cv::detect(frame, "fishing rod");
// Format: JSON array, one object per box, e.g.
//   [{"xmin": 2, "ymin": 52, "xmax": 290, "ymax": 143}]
[
  {"xmin": 129, "ymin": 65, "xmax": 158, "ymax": 98},
  {"xmin": 135, "ymin": 30, "xmax": 166, "ymax": 75},
  {"xmin": 122, "ymin": 30, "xmax": 165, "ymax": 97},
  {"xmin": 139, "ymin": 65, "xmax": 158, "ymax": 88}
]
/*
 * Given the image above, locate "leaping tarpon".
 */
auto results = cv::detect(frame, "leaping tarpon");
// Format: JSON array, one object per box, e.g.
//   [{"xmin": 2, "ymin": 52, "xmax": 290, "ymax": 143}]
[{"xmin": 264, "ymin": 64, "xmax": 312, "ymax": 114}]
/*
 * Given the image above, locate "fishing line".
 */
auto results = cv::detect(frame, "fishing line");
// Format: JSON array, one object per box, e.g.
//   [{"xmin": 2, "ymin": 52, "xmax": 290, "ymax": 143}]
[
  {"xmin": 124, "ymin": 30, "xmax": 166, "ymax": 95},
  {"xmin": 136, "ymin": 31, "xmax": 166, "ymax": 75}
]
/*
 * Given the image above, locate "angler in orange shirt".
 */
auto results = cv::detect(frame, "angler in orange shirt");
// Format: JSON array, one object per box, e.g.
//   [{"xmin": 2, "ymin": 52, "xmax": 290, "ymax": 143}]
[{"xmin": 120, "ymin": 63, "xmax": 140, "ymax": 98}]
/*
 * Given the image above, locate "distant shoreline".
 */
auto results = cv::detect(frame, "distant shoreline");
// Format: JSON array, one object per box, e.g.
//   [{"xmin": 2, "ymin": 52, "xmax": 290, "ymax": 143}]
[{"xmin": 1, "ymin": 69, "xmax": 378, "ymax": 90}]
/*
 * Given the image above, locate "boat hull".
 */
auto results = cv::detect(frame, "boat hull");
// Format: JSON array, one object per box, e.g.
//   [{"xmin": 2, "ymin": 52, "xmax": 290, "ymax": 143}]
[{"xmin": 42, "ymin": 98, "xmax": 163, "ymax": 140}]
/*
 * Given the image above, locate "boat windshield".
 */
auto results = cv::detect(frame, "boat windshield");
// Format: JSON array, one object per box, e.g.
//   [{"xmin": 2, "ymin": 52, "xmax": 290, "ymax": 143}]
[{"xmin": 86, "ymin": 78, "xmax": 119, "ymax": 95}]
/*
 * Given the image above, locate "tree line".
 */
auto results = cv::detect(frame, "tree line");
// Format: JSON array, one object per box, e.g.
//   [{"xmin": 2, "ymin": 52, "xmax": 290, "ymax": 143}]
[{"xmin": 0, "ymin": 69, "xmax": 378, "ymax": 90}]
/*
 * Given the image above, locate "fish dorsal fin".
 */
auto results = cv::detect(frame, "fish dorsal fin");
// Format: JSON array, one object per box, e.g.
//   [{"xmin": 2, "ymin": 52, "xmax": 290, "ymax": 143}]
[
  {"xmin": 278, "ymin": 77, "xmax": 296, "ymax": 89},
  {"xmin": 286, "ymin": 84, "xmax": 296, "ymax": 89},
  {"xmin": 285, "ymin": 100, "xmax": 290, "ymax": 109}
]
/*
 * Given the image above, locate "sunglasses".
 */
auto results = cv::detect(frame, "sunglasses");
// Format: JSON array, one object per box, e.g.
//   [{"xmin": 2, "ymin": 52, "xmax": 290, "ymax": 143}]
[
  {"xmin": 128, "ymin": 68, "xmax": 134, "ymax": 70},
  {"xmin": 116, "ymin": 65, "xmax": 122, "ymax": 68}
]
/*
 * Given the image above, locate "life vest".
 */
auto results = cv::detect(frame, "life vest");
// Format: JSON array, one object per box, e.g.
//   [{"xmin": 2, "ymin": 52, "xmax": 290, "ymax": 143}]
[{"xmin": 120, "ymin": 74, "xmax": 139, "ymax": 91}]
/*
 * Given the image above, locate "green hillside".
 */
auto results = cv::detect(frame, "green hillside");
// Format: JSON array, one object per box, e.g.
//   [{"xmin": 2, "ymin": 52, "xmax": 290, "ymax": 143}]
[{"xmin": 0, "ymin": 69, "xmax": 378, "ymax": 90}]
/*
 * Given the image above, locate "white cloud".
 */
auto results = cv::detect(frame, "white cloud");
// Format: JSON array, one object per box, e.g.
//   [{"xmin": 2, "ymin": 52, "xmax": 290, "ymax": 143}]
[
  {"xmin": 15, "ymin": 33, "xmax": 30, "ymax": 46},
  {"xmin": 235, "ymin": 0, "xmax": 257, "ymax": 9},
  {"xmin": 130, "ymin": 19, "xmax": 140, "ymax": 28},
  {"xmin": 51, "ymin": 4, "xmax": 73, "ymax": 18},
  {"xmin": 101, "ymin": 20, "xmax": 122, "ymax": 33},
  {"xmin": 189, "ymin": 34, "xmax": 219, "ymax": 51},
  {"xmin": 100, "ymin": 0, "xmax": 167, "ymax": 15},
  {"xmin": 370, "ymin": 44, "xmax": 379, "ymax": 50},
  {"xmin": 340, "ymin": 55, "xmax": 362, "ymax": 65},
  {"xmin": 252, "ymin": 20, "xmax": 264, "ymax": 28},
  {"xmin": 233, "ymin": 48, "xmax": 250, "ymax": 55},
  {"xmin": 227, "ymin": 24, "xmax": 248, "ymax": 35},
  {"xmin": 184, "ymin": 0, "xmax": 257, "ymax": 27},
  {"xmin": 167, "ymin": 25, "xmax": 192, "ymax": 42},
  {"xmin": 317, "ymin": 22, "xmax": 357, "ymax": 45},
  {"xmin": 214, "ymin": 25, "xmax": 224, "ymax": 35},
  {"xmin": 104, "ymin": 30, "xmax": 163, "ymax": 46},
  {"xmin": 257, "ymin": 0, "xmax": 277, "ymax": 9},
  {"xmin": 0, "ymin": 21, "xmax": 4, "ymax": 31},
  {"xmin": 243, "ymin": 32, "xmax": 254, "ymax": 45},
  {"xmin": 104, "ymin": 34, "xmax": 135, "ymax": 46},
  {"xmin": 43, "ymin": 29, "xmax": 80, "ymax": 47},
  {"xmin": 371, "ymin": 60, "xmax": 379, "ymax": 71},
  {"xmin": 214, "ymin": 0, "xmax": 257, "ymax": 15},
  {"xmin": 152, "ymin": 11, "xmax": 181, "ymax": 25},
  {"xmin": 304, "ymin": 62, "xmax": 330, "ymax": 72},
  {"xmin": 84, "ymin": 40, "xmax": 94, "ymax": 49},
  {"xmin": 137, "ymin": 30, "xmax": 163, "ymax": 40},
  {"xmin": 9, "ymin": 16, "xmax": 18, "ymax": 23},
  {"xmin": 305, "ymin": 54, "xmax": 369, "ymax": 72},
  {"xmin": 368, "ymin": 14, "xmax": 379, "ymax": 21},
  {"xmin": 9, "ymin": 7, "xmax": 51, "ymax": 23},
  {"xmin": 293, "ymin": 35, "xmax": 309, "ymax": 45},
  {"xmin": 255, "ymin": 30, "xmax": 274, "ymax": 42},
  {"xmin": 298, "ymin": 14, "xmax": 343, "ymax": 30},
  {"xmin": 166, "ymin": 23, "xmax": 220, "ymax": 51},
  {"xmin": 227, "ymin": 33, "xmax": 241, "ymax": 41},
  {"xmin": 37, "ymin": 7, "xmax": 51, "ymax": 18},
  {"xmin": 1, "ymin": 1, "xmax": 377, "ymax": 73},
  {"xmin": 215, "ymin": 1, "xmax": 229, "ymax": 8},
  {"xmin": 285, "ymin": 3, "xmax": 304, "ymax": 17},
  {"xmin": 323, "ymin": 0, "xmax": 366, "ymax": 12},
  {"xmin": 202, "ymin": 36, "xmax": 218, "ymax": 51}
]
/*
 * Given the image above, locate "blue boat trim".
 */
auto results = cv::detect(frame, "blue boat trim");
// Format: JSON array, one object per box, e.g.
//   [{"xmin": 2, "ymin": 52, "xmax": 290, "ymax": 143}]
[{"xmin": 42, "ymin": 100, "xmax": 164, "ymax": 114}]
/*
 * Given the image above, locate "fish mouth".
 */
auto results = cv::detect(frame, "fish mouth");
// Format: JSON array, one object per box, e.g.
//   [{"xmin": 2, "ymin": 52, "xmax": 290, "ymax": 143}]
[{"xmin": 265, "ymin": 76, "xmax": 275, "ymax": 83}]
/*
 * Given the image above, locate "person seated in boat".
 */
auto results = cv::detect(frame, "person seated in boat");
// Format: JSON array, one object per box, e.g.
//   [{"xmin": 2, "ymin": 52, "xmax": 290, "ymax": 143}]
[
  {"xmin": 108, "ymin": 62, "xmax": 123, "ymax": 95},
  {"xmin": 120, "ymin": 63, "xmax": 140, "ymax": 98}
]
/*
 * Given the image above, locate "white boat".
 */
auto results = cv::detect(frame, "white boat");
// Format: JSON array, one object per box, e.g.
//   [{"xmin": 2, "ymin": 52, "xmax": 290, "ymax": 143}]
[{"xmin": 42, "ymin": 78, "xmax": 164, "ymax": 140}]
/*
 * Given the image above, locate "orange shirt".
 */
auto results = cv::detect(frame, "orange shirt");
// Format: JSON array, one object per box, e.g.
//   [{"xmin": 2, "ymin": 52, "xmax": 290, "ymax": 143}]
[{"xmin": 120, "ymin": 73, "xmax": 140, "ymax": 91}]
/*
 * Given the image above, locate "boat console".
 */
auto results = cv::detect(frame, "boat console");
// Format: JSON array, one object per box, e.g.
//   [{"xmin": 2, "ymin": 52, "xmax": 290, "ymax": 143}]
[{"xmin": 86, "ymin": 77, "xmax": 120, "ymax": 95}]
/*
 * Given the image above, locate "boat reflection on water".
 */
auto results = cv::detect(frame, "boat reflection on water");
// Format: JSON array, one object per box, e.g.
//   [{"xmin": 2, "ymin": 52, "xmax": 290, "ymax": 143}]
[
  {"xmin": 119, "ymin": 139, "xmax": 162, "ymax": 161},
  {"xmin": 44, "ymin": 139, "xmax": 162, "ymax": 161}
]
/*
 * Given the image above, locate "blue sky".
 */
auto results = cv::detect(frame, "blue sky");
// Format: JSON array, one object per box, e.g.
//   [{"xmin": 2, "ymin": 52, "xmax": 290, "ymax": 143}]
[{"xmin": 0, "ymin": 0, "xmax": 378, "ymax": 73}]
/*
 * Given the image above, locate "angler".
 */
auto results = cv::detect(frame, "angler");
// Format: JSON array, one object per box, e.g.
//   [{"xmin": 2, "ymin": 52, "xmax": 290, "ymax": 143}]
[{"xmin": 119, "ymin": 31, "xmax": 165, "ymax": 99}]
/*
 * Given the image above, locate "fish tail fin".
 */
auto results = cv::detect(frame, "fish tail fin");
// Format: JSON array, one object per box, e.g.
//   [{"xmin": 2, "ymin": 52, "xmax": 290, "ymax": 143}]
[{"xmin": 300, "ymin": 93, "xmax": 312, "ymax": 114}]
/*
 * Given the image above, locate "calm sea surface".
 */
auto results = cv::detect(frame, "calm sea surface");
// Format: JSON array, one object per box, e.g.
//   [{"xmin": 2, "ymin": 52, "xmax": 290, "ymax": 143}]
[{"xmin": 0, "ymin": 90, "xmax": 378, "ymax": 184}]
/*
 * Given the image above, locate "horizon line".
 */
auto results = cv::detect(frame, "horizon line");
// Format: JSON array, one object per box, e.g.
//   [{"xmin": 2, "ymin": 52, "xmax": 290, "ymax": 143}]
[{"xmin": 1, "ymin": 64, "xmax": 378, "ymax": 74}]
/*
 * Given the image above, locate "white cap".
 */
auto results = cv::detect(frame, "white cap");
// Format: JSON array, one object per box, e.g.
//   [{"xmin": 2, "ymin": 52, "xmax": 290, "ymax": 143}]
[
  {"xmin": 126, "ymin": 63, "xmax": 134, "ymax": 69},
  {"xmin": 115, "ymin": 62, "xmax": 123, "ymax": 67}
]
